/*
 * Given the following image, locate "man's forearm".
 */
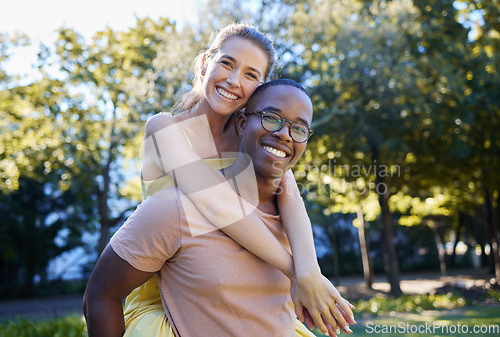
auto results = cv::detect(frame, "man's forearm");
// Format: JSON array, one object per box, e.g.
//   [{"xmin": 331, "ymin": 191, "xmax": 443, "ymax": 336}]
[{"xmin": 84, "ymin": 297, "xmax": 126, "ymax": 337}]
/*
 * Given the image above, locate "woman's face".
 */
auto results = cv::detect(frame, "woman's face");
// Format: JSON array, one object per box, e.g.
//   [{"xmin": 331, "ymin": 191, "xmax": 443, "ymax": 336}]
[{"xmin": 201, "ymin": 36, "xmax": 269, "ymax": 117}]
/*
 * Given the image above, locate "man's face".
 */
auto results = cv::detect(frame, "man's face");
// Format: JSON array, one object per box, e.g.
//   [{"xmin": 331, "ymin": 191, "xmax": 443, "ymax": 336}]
[{"xmin": 237, "ymin": 85, "xmax": 313, "ymax": 180}]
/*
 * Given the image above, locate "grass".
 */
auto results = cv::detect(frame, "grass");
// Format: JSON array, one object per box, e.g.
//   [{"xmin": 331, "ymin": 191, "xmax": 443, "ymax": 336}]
[
  {"xmin": 311, "ymin": 305, "xmax": 500, "ymax": 336},
  {"xmin": 1, "ymin": 296, "xmax": 499, "ymax": 337},
  {"xmin": 0, "ymin": 315, "xmax": 86, "ymax": 337},
  {"xmin": 308, "ymin": 288, "xmax": 500, "ymax": 336}
]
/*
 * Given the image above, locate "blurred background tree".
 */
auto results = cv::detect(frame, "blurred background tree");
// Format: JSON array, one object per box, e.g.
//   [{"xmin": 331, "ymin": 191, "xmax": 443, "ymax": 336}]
[
  {"xmin": 40, "ymin": 18, "xmax": 204, "ymax": 255},
  {"xmin": 1, "ymin": 0, "xmax": 498, "ymax": 298}
]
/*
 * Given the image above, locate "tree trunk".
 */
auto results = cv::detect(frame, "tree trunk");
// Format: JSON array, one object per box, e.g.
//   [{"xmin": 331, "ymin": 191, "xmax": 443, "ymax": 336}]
[
  {"xmin": 375, "ymin": 173, "xmax": 402, "ymax": 297},
  {"xmin": 97, "ymin": 186, "xmax": 110, "ymax": 256},
  {"xmin": 473, "ymin": 207, "xmax": 488, "ymax": 267},
  {"xmin": 450, "ymin": 212, "xmax": 464, "ymax": 268},
  {"xmin": 97, "ymin": 223, "xmax": 110, "ymax": 255},
  {"xmin": 97, "ymin": 108, "xmax": 117, "ymax": 256},
  {"xmin": 326, "ymin": 217, "xmax": 341, "ymax": 286},
  {"xmin": 356, "ymin": 209, "xmax": 373, "ymax": 289},
  {"xmin": 496, "ymin": 191, "xmax": 500, "ymax": 240},
  {"xmin": 484, "ymin": 187, "xmax": 500, "ymax": 283},
  {"xmin": 431, "ymin": 222, "xmax": 447, "ymax": 277}
]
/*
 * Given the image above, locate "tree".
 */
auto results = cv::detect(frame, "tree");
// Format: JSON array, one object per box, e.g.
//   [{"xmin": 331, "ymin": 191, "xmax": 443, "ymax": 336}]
[
  {"xmin": 457, "ymin": 0, "xmax": 500, "ymax": 282},
  {"xmin": 39, "ymin": 18, "xmax": 202, "ymax": 254},
  {"xmin": 275, "ymin": 0, "xmax": 497, "ymax": 295},
  {"xmin": 1, "ymin": 43, "xmax": 91, "ymax": 292},
  {"xmin": 411, "ymin": 0, "xmax": 500, "ymax": 281},
  {"xmin": 0, "ymin": 170, "xmax": 87, "ymax": 296},
  {"xmin": 0, "ymin": 32, "xmax": 33, "ymax": 192},
  {"xmin": 281, "ymin": 0, "xmax": 431, "ymax": 296}
]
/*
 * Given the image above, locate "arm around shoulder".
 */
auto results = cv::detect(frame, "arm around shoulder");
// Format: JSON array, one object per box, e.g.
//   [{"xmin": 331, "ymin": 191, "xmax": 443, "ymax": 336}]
[
  {"xmin": 142, "ymin": 113, "xmax": 207, "ymax": 181},
  {"xmin": 142, "ymin": 113, "xmax": 180, "ymax": 181},
  {"xmin": 144, "ymin": 113, "xmax": 177, "ymax": 139}
]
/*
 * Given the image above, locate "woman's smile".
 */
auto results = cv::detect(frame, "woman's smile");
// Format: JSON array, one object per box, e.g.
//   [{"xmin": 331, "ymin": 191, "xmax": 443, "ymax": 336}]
[{"xmin": 216, "ymin": 86, "xmax": 239, "ymax": 101}]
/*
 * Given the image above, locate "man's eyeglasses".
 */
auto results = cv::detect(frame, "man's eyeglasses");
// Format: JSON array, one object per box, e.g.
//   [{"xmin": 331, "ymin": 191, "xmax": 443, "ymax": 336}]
[{"xmin": 245, "ymin": 110, "xmax": 314, "ymax": 143}]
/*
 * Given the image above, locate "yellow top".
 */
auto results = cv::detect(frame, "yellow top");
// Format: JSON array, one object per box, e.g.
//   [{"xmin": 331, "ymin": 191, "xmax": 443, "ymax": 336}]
[{"xmin": 141, "ymin": 158, "xmax": 236, "ymax": 198}]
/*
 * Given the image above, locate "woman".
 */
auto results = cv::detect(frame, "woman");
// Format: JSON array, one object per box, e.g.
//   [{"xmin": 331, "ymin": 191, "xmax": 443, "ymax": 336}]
[{"xmin": 125, "ymin": 23, "xmax": 354, "ymax": 336}]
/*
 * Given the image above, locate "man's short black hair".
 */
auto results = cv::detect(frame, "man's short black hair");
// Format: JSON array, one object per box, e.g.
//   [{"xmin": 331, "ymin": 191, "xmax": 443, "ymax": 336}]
[{"xmin": 246, "ymin": 79, "xmax": 312, "ymax": 109}]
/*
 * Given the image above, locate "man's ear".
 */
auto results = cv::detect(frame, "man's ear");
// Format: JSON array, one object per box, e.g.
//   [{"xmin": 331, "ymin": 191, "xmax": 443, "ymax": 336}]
[{"xmin": 236, "ymin": 113, "xmax": 247, "ymax": 139}]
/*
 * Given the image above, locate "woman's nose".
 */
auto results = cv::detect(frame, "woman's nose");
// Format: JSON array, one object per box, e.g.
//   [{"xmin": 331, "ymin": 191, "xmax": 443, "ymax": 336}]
[{"xmin": 226, "ymin": 71, "xmax": 241, "ymax": 88}]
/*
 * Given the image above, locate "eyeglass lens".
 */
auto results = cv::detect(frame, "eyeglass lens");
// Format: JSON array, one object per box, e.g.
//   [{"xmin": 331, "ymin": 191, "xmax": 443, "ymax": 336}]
[{"xmin": 261, "ymin": 111, "xmax": 310, "ymax": 142}]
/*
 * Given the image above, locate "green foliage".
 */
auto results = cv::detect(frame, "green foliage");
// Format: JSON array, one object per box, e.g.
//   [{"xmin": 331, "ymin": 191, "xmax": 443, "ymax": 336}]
[
  {"xmin": 0, "ymin": 78, "xmax": 69, "ymax": 192},
  {"xmin": 0, "ymin": 34, "xmax": 97, "ymax": 294},
  {"xmin": 0, "ymin": 159, "xmax": 90, "ymax": 297},
  {"xmin": 487, "ymin": 288, "xmax": 500, "ymax": 302},
  {"xmin": 0, "ymin": 315, "xmax": 87, "ymax": 337},
  {"xmin": 279, "ymin": 0, "xmax": 487, "ymax": 222},
  {"xmin": 267, "ymin": 0, "xmax": 500, "ymax": 290},
  {"xmin": 2, "ymin": 0, "xmax": 499, "ymax": 288},
  {"xmin": 2, "ymin": 17, "xmax": 207, "ymax": 260},
  {"xmin": 43, "ymin": 18, "xmax": 206, "ymax": 253},
  {"xmin": 354, "ymin": 293, "xmax": 470, "ymax": 316}
]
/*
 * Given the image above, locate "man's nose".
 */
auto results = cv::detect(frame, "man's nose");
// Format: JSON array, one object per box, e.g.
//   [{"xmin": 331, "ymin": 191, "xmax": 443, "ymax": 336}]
[{"xmin": 271, "ymin": 121, "xmax": 292, "ymax": 142}]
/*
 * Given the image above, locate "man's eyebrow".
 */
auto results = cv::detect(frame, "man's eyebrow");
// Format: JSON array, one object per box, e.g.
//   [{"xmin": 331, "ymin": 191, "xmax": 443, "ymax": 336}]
[
  {"xmin": 261, "ymin": 105, "xmax": 281, "ymax": 113},
  {"xmin": 261, "ymin": 106, "xmax": 310, "ymax": 125},
  {"xmin": 220, "ymin": 54, "xmax": 263, "ymax": 77}
]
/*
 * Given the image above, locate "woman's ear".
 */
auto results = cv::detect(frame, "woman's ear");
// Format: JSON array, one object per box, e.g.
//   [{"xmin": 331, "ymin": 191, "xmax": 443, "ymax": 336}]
[
  {"xmin": 201, "ymin": 54, "xmax": 207, "ymax": 76},
  {"xmin": 236, "ymin": 114, "xmax": 247, "ymax": 139}
]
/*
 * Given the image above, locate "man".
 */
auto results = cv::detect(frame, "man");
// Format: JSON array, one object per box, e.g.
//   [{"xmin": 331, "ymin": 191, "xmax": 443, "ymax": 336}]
[{"xmin": 83, "ymin": 79, "xmax": 349, "ymax": 337}]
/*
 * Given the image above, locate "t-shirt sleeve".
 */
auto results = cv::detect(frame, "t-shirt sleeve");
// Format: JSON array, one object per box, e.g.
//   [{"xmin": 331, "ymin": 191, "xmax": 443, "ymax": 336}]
[{"xmin": 110, "ymin": 188, "xmax": 182, "ymax": 273}]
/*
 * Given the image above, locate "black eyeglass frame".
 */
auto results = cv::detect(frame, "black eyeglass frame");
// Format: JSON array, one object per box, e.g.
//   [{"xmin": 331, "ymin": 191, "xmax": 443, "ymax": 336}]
[{"xmin": 245, "ymin": 110, "xmax": 314, "ymax": 143}]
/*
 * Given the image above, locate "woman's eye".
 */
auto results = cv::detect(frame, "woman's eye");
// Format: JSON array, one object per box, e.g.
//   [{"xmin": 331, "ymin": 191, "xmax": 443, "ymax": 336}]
[
  {"xmin": 220, "ymin": 60, "xmax": 232, "ymax": 68},
  {"xmin": 247, "ymin": 72, "xmax": 258, "ymax": 80}
]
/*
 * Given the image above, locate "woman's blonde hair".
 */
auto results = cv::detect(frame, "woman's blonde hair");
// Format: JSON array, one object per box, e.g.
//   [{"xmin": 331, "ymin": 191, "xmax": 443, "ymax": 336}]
[{"xmin": 172, "ymin": 23, "xmax": 275, "ymax": 114}]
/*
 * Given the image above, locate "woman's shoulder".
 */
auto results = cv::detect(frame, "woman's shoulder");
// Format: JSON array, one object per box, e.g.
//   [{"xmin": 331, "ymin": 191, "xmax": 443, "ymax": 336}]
[{"xmin": 144, "ymin": 112, "xmax": 177, "ymax": 138}]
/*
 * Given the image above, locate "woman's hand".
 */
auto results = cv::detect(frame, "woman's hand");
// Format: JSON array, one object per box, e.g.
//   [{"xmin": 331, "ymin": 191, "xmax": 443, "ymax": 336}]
[{"xmin": 290, "ymin": 271, "xmax": 356, "ymax": 336}]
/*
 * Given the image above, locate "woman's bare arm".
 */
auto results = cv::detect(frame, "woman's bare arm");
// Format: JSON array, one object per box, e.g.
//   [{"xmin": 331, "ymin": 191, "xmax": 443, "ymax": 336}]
[
  {"xmin": 278, "ymin": 170, "xmax": 321, "ymax": 276},
  {"xmin": 278, "ymin": 170, "xmax": 356, "ymax": 335}
]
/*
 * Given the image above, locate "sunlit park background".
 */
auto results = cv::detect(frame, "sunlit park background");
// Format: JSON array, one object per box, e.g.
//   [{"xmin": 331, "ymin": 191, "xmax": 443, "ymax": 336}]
[{"xmin": 1, "ymin": 0, "xmax": 500, "ymax": 336}]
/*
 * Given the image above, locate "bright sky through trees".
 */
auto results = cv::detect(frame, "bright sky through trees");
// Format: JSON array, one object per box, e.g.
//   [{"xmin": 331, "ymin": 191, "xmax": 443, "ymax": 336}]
[
  {"xmin": 0, "ymin": 0, "xmax": 200, "ymax": 279},
  {"xmin": 0, "ymin": 0, "xmax": 200, "ymax": 76}
]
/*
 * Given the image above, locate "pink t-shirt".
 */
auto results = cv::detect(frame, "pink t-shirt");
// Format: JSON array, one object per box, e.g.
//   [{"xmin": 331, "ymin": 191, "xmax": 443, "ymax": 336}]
[{"xmin": 110, "ymin": 187, "xmax": 295, "ymax": 337}]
